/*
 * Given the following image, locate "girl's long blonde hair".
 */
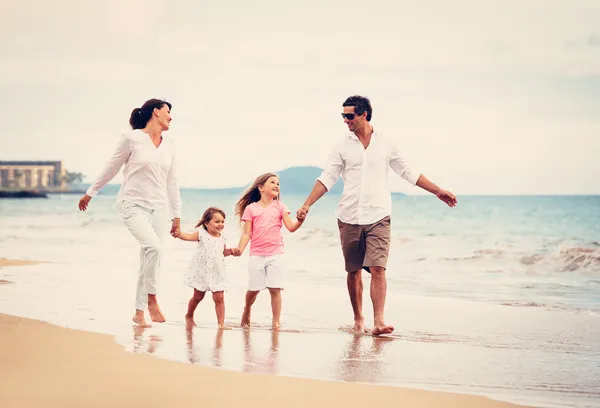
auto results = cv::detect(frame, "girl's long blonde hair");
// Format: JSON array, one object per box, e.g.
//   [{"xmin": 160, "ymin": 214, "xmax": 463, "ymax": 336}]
[
  {"xmin": 234, "ymin": 172, "xmax": 279, "ymax": 225},
  {"xmin": 195, "ymin": 207, "xmax": 226, "ymax": 229}
]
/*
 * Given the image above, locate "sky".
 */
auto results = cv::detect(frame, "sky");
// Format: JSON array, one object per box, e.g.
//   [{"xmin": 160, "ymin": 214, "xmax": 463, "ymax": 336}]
[{"xmin": 1, "ymin": 0, "xmax": 599, "ymax": 195}]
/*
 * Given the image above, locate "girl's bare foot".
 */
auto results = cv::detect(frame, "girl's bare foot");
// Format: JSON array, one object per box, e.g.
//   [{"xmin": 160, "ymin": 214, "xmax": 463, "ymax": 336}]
[
  {"xmin": 272, "ymin": 321, "xmax": 281, "ymax": 331},
  {"xmin": 185, "ymin": 315, "xmax": 196, "ymax": 327},
  {"xmin": 241, "ymin": 308, "xmax": 251, "ymax": 327},
  {"xmin": 148, "ymin": 295, "xmax": 166, "ymax": 323},
  {"xmin": 133, "ymin": 311, "xmax": 151, "ymax": 327}
]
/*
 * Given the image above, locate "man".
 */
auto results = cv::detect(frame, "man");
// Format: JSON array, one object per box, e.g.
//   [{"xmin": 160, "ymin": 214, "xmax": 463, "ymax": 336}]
[{"xmin": 297, "ymin": 95, "xmax": 457, "ymax": 336}]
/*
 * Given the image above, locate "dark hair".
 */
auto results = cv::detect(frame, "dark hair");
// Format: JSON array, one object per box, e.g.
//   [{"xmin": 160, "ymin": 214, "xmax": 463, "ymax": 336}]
[
  {"xmin": 235, "ymin": 172, "xmax": 279, "ymax": 226},
  {"xmin": 343, "ymin": 95, "xmax": 372, "ymax": 121},
  {"xmin": 129, "ymin": 98, "xmax": 172, "ymax": 130},
  {"xmin": 195, "ymin": 207, "xmax": 226, "ymax": 229}
]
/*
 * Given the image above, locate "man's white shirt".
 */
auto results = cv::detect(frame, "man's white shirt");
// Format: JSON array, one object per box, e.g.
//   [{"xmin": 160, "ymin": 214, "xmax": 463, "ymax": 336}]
[{"xmin": 317, "ymin": 130, "xmax": 420, "ymax": 225}]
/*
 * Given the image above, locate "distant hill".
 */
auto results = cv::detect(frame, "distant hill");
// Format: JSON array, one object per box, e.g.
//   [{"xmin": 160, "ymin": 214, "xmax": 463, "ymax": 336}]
[
  {"xmin": 275, "ymin": 166, "xmax": 343, "ymax": 195},
  {"xmin": 181, "ymin": 166, "xmax": 343, "ymax": 195}
]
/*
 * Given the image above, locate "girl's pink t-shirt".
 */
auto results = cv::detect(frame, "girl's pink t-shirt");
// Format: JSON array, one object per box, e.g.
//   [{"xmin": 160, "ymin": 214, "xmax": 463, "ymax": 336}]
[{"xmin": 241, "ymin": 200, "xmax": 290, "ymax": 256}]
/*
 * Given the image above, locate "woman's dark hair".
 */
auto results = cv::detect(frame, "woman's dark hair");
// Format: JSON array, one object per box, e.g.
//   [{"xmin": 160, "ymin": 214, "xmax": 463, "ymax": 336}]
[{"xmin": 129, "ymin": 98, "xmax": 172, "ymax": 130}]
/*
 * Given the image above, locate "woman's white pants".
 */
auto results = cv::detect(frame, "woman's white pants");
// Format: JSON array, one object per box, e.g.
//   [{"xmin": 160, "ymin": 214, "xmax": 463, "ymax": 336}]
[{"xmin": 119, "ymin": 201, "xmax": 169, "ymax": 311}]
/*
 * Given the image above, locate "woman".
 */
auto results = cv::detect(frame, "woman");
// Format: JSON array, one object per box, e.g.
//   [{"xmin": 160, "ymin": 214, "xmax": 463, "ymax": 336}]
[{"xmin": 78, "ymin": 98, "xmax": 181, "ymax": 327}]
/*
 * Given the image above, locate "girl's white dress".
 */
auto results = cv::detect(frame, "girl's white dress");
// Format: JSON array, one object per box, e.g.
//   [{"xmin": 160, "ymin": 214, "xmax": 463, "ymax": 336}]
[{"xmin": 184, "ymin": 228, "xmax": 228, "ymax": 292}]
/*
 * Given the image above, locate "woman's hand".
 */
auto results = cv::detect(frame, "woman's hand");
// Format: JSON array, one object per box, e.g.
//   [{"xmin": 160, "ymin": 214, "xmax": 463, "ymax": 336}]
[{"xmin": 78, "ymin": 194, "xmax": 92, "ymax": 211}]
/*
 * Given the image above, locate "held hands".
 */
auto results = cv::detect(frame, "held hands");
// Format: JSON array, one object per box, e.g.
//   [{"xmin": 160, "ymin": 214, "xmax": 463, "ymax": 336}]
[
  {"xmin": 296, "ymin": 205, "xmax": 309, "ymax": 221},
  {"xmin": 229, "ymin": 248, "xmax": 242, "ymax": 257},
  {"xmin": 436, "ymin": 189, "xmax": 457, "ymax": 207},
  {"xmin": 78, "ymin": 194, "xmax": 92, "ymax": 211},
  {"xmin": 170, "ymin": 218, "xmax": 181, "ymax": 237},
  {"xmin": 171, "ymin": 227, "xmax": 181, "ymax": 238}
]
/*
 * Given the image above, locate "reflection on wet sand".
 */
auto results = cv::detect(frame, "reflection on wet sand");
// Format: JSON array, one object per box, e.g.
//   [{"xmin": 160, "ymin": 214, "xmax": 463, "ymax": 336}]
[
  {"xmin": 130, "ymin": 324, "xmax": 391, "ymax": 384},
  {"xmin": 213, "ymin": 328, "xmax": 224, "ymax": 367},
  {"xmin": 185, "ymin": 326, "xmax": 198, "ymax": 364},
  {"xmin": 186, "ymin": 326, "xmax": 225, "ymax": 366},
  {"xmin": 132, "ymin": 325, "xmax": 162, "ymax": 355},
  {"xmin": 243, "ymin": 328, "xmax": 280, "ymax": 375},
  {"xmin": 338, "ymin": 333, "xmax": 394, "ymax": 383}
]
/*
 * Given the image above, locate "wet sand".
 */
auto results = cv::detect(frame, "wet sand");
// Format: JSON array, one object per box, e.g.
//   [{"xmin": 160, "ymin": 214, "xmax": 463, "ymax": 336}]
[
  {"xmin": 0, "ymin": 312, "xmax": 530, "ymax": 408},
  {"xmin": 0, "ymin": 258, "xmax": 41, "ymax": 268}
]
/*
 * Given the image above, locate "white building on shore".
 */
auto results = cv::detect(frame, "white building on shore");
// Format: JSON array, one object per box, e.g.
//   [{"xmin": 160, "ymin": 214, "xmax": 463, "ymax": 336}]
[{"xmin": 0, "ymin": 161, "xmax": 66, "ymax": 190}]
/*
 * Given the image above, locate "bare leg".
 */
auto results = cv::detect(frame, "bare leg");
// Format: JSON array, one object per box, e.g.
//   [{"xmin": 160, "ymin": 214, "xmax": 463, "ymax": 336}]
[
  {"xmin": 241, "ymin": 290, "xmax": 260, "ymax": 327},
  {"xmin": 212, "ymin": 291, "xmax": 229, "ymax": 329},
  {"xmin": 186, "ymin": 289, "xmax": 205, "ymax": 327},
  {"xmin": 370, "ymin": 266, "xmax": 393, "ymax": 335},
  {"xmin": 347, "ymin": 270, "xmax": 366, "ymax": 332},
  {"xmin": 132, "ymin": 309, "xmax": 150, "ymax": 327},
  {"xmin": 148, "ymin": 294, "xmax": 166, "ymax": 323},
  {"xmin": 268, "ymin": 288, "xmax": 282, "ymax": 330}
]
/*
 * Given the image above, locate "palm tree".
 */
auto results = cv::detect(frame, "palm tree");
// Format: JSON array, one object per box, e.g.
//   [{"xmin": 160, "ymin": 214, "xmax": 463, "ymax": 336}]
[{"xmin": 60, "ymin": 171, "xmax": 85, "ymax": 190}]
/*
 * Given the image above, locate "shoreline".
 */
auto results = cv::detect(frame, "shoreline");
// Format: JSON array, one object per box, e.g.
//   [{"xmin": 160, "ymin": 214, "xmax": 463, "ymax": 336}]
[
  {"xmin": 0, "ymin": 259, "xmax": 42, "ymax": 284},
  {"xmin": 0, "ymin": 312, "xmax": 530, "ymax": 408}
]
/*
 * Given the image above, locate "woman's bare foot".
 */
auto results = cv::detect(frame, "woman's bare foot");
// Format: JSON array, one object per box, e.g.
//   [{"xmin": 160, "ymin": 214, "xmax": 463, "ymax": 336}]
[
  {"xmin": 185, "ymin": 315, "xmax": 196, "ymax": 327},
  {"xmin": 372, "ymin": 324, "xmax": 394, "ymax": 336},
  {"xmin": 241, "ymin": 308, "xmax": 251, "ymax": 328},
  {"xmin": 218, "ymin": 324, "xmax": 232, "ymax": 330},
  {"xmin": 133, "ymin": 310, "xmax": 151, "ymax": 327},
  {"xmin": 148, "ymin": 295, "xmax": 166, "ymax": 323}
]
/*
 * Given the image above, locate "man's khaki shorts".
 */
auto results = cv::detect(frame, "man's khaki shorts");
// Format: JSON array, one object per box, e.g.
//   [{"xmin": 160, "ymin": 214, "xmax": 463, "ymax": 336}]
[{"xmin": 337, "ymin": 216, "xmax": 391, "ymax": 273}]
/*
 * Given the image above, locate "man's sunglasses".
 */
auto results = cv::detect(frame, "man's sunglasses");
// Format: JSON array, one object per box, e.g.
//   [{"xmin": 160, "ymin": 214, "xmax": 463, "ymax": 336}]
[{"xmin": 341, "ymin": 113, "xmax": 359, "ymax": 120}]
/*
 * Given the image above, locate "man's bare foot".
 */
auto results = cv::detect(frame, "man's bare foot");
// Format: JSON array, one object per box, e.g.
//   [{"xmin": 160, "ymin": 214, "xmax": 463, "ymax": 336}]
[
  {"xmin": 133, "ymin": 311, "xmax": 151, "ymax": 327},
  {"xmin": 372, "ymin": 325, "xmax": 394, "ymax": 336},
  {"xmin": 185, "ymin": 315, "xmax": 196, "ymax": 327},
  {"xmin": 148, "ymin": 297, "xmax": 166, "ymax": 323},
  {"xmin": 352, "ymin": 320, "xmax": 368, "ymax": 334},
  {"xmin": 147, "ymin": 335, "xmax": 162, "ymax": 354},
  {"xmin": 241, "ymin": 308, "xmax": 251, "ymax": 328},
  {"xmin": 272, "ymin": 321, "xmax": 281, "ymax": 331}
]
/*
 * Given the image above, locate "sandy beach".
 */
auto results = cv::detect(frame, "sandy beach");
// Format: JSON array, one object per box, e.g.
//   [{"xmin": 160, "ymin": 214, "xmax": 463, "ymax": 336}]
[
  {"xmin": 0, "ymin": 257, "xmax": 528, "ymax": 408},
  {"xmin": 2, "ymin": 192, "xmax": 599, "ymax": 408},
  {"xmin": 0, "ymin": 311, "xmax": 529, "ymax": 408}
]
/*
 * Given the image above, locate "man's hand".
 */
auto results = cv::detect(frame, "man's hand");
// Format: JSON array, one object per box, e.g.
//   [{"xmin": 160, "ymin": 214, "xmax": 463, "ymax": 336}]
[
  {"xmin": 172, "ymin": 228, "xmax": 181, "ymax": 238},
  {"xmin": 170, "ymin": 218, "xmax": 181, "ymax": 237},
  {"xmin": 296, "ymin": 205, "xmax": 309, "ymax": 220},
  {"xmin": 436, "ymin": 189, "xmax": 457, "ymax": 207},
  {"xmin": 78, "ymin": 194, "xmax": 92, "ymax": 211},
  {"xmin": 231, "ymin": 248, "xmax": 242, "ymax": 257}
]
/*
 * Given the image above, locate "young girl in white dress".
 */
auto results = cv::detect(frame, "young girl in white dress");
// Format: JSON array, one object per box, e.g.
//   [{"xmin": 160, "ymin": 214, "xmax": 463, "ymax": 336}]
[{"xmin": 174, "ymin": 207, "xmax": 238, "ymax": 328}]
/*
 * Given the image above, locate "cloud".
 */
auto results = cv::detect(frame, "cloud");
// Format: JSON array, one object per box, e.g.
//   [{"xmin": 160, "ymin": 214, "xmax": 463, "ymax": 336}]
[{"xmin": 2, "ymin": 0, "xmax": 600, "ymax": 194}]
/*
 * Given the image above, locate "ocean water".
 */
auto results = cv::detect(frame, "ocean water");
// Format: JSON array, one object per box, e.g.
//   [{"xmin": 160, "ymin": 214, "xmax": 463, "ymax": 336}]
[{"xmin": 1, "ymin": 192, "xmax": 599, "ymax": 407}]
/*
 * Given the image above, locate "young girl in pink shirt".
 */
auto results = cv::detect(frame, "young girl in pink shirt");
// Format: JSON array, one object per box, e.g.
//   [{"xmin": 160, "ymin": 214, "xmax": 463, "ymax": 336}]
[{"xmin": 235, "ymin": 172, "xmax": 305, "ymax": 330}]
